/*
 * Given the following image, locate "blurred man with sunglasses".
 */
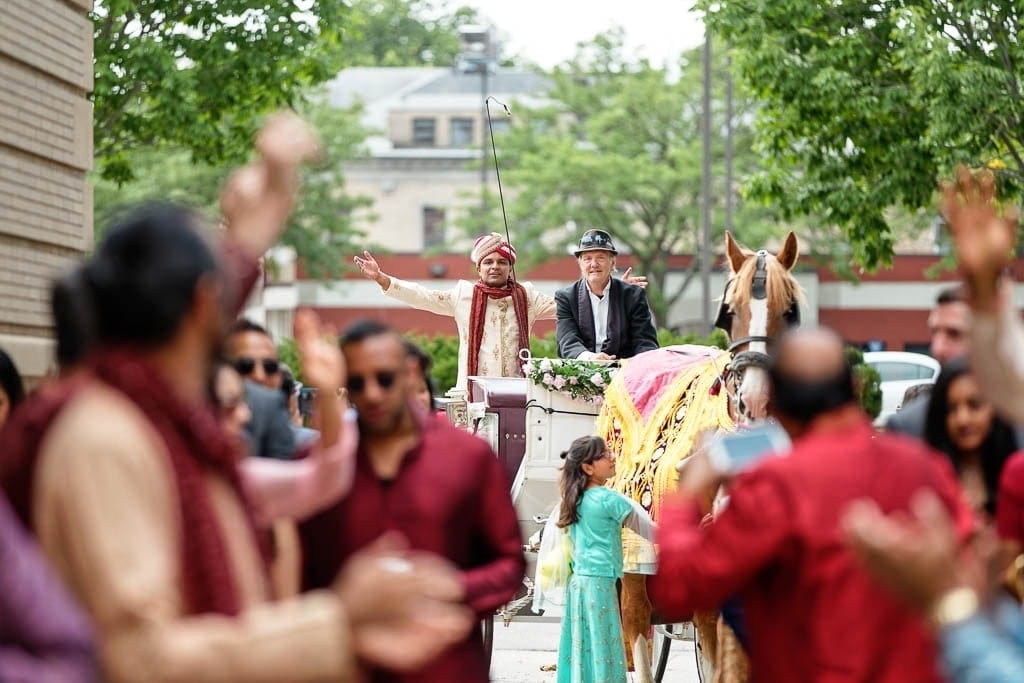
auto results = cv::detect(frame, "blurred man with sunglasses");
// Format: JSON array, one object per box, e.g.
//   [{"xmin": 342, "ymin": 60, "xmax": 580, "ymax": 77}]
[
  {"xmin": 556, "ymin": 229, "xmax": 659, "ymax": 361},
  {"xmin": 226, "ymin": 319, "xmax": 296, "ymax": 459},
  {"xmin": 228, "ymin": 318, "xmax": 283, "ymax": 389},
  {"xmin": 300, "ymin": 319, "xmax": 526, "ymax": 682},
  {"xmin": 354, "ymin": 233, "xmax": 647, "ymax": 391}
]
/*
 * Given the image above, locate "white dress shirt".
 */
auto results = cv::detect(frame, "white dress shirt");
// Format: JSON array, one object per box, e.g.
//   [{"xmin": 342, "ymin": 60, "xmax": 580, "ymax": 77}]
[{"xmin": 579, "ymin": 280, "xmax": 611, "ymax": 360}]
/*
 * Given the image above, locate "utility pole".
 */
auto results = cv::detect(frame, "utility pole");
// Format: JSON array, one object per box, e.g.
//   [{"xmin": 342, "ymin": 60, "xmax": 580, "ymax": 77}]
[
  {"xmin": 725, "ymin": 54, "xmax": 734, "ymax": 236},
  {"xmin": 701, "ymin": 35, "xmax": 713, "ymax": 334}
]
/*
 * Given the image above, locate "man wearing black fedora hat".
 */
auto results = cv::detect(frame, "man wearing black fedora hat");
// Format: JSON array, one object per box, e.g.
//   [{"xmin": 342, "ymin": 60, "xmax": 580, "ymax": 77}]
[{"xmin": 555, "ymin": 229, "xmax": 659, "ymax": 361}]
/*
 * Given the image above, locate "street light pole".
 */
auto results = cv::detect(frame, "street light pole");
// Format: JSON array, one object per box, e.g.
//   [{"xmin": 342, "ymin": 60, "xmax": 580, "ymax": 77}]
[
  {"xmin": 458, "ymin": 24, "xmax": 495, "ymax": 233},
  {"xmin": 701, "ymin": 35, "xmax": 713, "ymax": 335}
]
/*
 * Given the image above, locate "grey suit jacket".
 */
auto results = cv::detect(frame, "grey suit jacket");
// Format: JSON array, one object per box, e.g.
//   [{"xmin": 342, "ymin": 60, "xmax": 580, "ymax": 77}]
[
  {"xmin": 884, "ymin": 395, "xmax": 929, "ymax": 438},
  {"xmin": 243, "ymin": 380, "xmax": 297, "ymax": 460}
]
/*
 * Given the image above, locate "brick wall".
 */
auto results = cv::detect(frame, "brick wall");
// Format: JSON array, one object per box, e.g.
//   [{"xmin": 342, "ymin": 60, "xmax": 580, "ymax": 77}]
[{"xmin": 0, "ymin": 0, "xmax": 93, "ymax": 379}]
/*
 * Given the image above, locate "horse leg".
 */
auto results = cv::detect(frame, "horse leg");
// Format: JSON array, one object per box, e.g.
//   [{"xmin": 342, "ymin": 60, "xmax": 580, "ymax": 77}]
[
  {"xmin": 620, "ymin": 573, "xmax": 651, "ymax": 671},
  {"xmin": 713, "ymin": 616, "xmax": 749, "ymax": 683},
  {"xmin": 693, "ymin": 610, "xmax": 720, "ymax": 674}
]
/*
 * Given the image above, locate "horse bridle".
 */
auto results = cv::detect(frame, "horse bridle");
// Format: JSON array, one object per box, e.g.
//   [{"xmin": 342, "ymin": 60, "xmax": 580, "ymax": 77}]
[
  {"xmin": 709, "ymin": 250, "xmax": 801, "ymax": 413},
  {"xmin": 714, "ymin": 250, "xmax": 801, "ymax": 353}
]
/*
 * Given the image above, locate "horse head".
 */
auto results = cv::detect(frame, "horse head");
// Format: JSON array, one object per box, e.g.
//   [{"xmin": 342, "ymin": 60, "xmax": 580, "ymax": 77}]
[{"xmin": 715, "ymin": 231, "xmax": 802, "ymax": 422}]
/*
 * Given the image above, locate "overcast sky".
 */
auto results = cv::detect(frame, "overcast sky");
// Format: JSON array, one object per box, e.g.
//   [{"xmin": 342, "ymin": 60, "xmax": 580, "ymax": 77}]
[{"xmin": 465, "ymin": 0, "xmax": 706, "ymax": 68}]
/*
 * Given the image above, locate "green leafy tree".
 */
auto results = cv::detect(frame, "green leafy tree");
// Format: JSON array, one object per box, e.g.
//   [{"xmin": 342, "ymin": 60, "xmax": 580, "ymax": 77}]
[
  {"xmin": 278, "ymin": 338, "xmax": 304, "ymax": 384},
  {"xmin": 697, "ymin": 0, "xmax": 1024, "ymax": 269},
  {"xmin": 92, "ymin": 0, "xmax": 351, "ymax": 183},
  {"xmin": 406, "ymin": 333, "xmax": 461, "ymax": 396},
  {"xmin": 847, "ymin": 347, "xmax": 883, "ymax": 419},
  {"xmin": 343, "ymin": 0, "xmax": 481, "ymax": 66},
  {"xmin": 280, "ymin": 100, "xmax": 376, "ymax": 278},
  {"xmin": 92, "ymin": 1, "xmax": 485, "ymax": 273},
  {"xmin": 470, "ymin": 32, "xmax": 784, "ymax": 325},
  {"xmin": 93, "ymin": 98, "xmax": 374, "ymax": 279}
]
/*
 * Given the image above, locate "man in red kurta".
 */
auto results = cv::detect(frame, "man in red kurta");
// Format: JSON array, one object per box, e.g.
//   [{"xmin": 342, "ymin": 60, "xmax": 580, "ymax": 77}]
[
  {"xmin": 649, "ymin": 327, "xmax": 974, "ymax": 683},
  {"xmin": 300, "ymin": 320, "xmax": 525, "ymax": 682}
]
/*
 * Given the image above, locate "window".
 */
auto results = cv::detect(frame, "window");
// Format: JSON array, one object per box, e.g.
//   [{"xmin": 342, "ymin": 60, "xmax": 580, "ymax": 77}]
[
  {"xmin": 412, "ymin": 118, "xmax": 436, "ymax": 146},
  {"xmin": 450, "ymin": 118, "xmax": 474, "ymax": 147},
  {"xmin": 423, "ymin": 206, "xmax": 446, "ymax": 249},
  {"xmin": 870, "ymin": 361, "xmax": 936, "ymax": 382}
]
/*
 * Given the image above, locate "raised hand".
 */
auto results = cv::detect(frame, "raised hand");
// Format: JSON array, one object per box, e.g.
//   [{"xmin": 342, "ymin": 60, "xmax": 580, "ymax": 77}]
[
  {"xmin": 942, "ymin": 165, "xmax": 1020, "ymax": 310},
  {"xmin": 220, "ymin": 111, "xmax": 321, "ymax": 259},
  {"xmin": 257, "ymin": 110, "xmax": 321, "ymax": 170},
  {"xmin": 334, "ymin": 533, "xmax": 474, "ymax": 672},
  {"xmin": 353, "ymin": 251, "xmax": 381, "ymax": 280},
  {"xmin": 622, "ymin": 266, "xmax": 649, "ymax": 289},
  {"xmin": 294, "ymin": 308, "xmax": 343, "ymax": 448},
  {"xmin": 295, "ymin": 309, "xmax": 343, "ymax": 393}
]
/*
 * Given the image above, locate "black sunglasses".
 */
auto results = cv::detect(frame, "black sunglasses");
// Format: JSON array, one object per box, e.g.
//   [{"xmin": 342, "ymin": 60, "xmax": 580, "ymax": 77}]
[
  {"xmin": 347, "ymin": 371, "xmax": 398, "ymax": 395},
  {"xmin": 233, "ymin": 357, "xmax": 280, "ymax": 376},
  {"xmin": 579, "ymin": 230, "xmax": 613, "ymax": 248}
]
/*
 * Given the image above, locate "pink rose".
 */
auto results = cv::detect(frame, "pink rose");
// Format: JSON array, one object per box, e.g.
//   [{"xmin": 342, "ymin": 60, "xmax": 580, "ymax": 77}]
[
  {"xmin": 569, "ymin": 376, "xmax": 579, "ymax": 385},
  {"xmin": 542, "ymin": 373, "xmax": 555, "ymax": 386},
  {"xmin": 553, "ymin": 375, "xmax": 567, "ymax": 389},
  {"xmin": 590, "ymin": 373, "xmax": 605, "ymax": 387}
]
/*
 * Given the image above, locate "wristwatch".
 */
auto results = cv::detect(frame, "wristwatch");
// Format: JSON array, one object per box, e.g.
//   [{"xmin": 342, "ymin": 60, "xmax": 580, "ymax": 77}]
[{"xmin": 930, "ymin": 587, "xmax": 980, "ymax": 628}]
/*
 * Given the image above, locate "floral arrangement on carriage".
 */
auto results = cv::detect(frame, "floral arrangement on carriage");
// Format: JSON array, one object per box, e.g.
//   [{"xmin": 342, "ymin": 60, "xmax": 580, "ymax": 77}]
[{"xmin": 521, "ymin": 355, "xmax": 616, "ymax": 404}]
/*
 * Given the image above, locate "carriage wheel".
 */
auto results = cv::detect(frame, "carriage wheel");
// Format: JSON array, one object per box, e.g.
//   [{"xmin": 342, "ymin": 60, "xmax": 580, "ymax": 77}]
[
  {"xmin": 482, "ymin": 616, "xmax": 494, "ymax": 668},
  {"xmin": 652, "ymin": 629, "xmax": 672, "ymax": 682},
  {"xmin": 693, "ymin": 625, "xmax": 714, "ymax": 683}
]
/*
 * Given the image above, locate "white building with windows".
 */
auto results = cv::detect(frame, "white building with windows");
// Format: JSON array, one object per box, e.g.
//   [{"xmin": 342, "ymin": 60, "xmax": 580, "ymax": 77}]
[{"xmin": 325, "ymin": 66, "xmax": 549, "ymax": 252}]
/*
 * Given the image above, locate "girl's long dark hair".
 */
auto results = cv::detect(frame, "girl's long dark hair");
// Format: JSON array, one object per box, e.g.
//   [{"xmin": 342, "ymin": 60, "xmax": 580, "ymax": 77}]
[
  {"xmin": 924, "ymin": 356, "xmax": 1017, "ymax": 513},
  {"xmin": 557, "ymin": 435, "xmax": 607, "ymax": 528}
]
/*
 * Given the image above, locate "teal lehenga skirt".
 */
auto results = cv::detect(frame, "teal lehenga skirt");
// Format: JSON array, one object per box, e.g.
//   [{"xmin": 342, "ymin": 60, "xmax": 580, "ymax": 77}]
[{"xmin": 557, "ymin": 574, "xmax": 628, "ymax": 683}]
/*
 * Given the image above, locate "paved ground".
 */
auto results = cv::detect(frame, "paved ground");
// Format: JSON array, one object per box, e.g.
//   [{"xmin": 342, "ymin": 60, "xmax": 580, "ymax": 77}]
[{"xmin": 489, "ymin": 619, "xmax": 702, "ymax": 682}]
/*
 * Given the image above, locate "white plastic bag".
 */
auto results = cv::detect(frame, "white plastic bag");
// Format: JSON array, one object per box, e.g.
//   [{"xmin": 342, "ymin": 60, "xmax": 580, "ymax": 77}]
[{"xmin": 532, "ymin": 502, "xmax": 573, "ymax": 613}]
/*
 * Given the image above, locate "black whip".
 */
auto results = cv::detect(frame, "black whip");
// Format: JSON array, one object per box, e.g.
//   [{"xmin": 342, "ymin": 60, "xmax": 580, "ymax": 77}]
[{"xmin": 485, "ymin": 95, "xmax": 514, "ymax": 279}]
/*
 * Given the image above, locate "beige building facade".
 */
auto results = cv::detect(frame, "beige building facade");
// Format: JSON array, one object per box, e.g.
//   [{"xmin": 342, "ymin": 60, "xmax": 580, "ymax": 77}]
[
  {"xmin": 326, "ymin": 67, "xmax": 547, "ymax": 252},
  {"xmin": 0, "ymin": 0, "xmax": 94, "ymax": 379}
]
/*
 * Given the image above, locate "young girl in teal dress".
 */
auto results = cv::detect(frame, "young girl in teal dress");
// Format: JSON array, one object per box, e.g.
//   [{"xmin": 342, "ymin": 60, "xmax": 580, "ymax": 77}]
[{"xmin": 555, "ymin": 435, "xmax": 656, "ymax": 683}]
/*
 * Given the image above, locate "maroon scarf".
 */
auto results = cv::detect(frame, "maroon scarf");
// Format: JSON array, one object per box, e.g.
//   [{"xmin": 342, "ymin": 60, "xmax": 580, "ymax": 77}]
[
  {"xmin": 0, "ymin": 349, "xmax": 265, "ymax": 617},
  {"xmin": 467, "ymin": 280, "xmax": 530, "ymax": 378}
]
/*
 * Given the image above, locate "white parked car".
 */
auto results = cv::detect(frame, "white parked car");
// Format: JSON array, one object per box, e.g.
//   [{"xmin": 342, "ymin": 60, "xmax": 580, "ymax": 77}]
[{"xmin": 863, "ymin": 351, "xmax": 941, "ymax": 426}]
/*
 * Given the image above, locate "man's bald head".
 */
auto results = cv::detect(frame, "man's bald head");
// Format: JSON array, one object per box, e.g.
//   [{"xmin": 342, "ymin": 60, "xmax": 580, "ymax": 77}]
[
  {"xmin": 773, "ymin": 327, "xmax": 848, "ymax": 383},
  {"xmin": 769, "ymin": 326, "xmax": 857, "ymax": 426}
]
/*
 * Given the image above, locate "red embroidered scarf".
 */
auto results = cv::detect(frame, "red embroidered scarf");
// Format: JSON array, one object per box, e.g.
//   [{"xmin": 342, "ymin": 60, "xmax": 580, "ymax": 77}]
[
  {"xmin": 467, "ymin": 280, "xmax": 530, "ymax": 378},
  {"xmin": 0, "ymin": 349, "xmax": 265, "ymax": 617}
]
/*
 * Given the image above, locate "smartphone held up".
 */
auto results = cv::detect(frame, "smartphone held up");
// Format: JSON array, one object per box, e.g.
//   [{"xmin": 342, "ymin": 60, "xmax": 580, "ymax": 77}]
[{"xmin": 707, "ymin": 422, "xmax": 792, "ymax": 474}]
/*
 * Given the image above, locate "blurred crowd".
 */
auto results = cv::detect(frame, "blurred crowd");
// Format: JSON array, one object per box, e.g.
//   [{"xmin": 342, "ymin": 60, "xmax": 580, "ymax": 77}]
[{"xmin": 1, "ymin": 110, "xmax": 1023, "ymax": 683}]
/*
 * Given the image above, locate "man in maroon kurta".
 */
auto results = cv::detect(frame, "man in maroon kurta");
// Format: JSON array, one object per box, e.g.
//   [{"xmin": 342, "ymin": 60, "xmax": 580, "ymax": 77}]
[
  {"xmin": 649, "ymin": 327, "xmax": 974, "ymax": 683},
  {"xmin": 300, "ymin": 320, "xmax": 525, "ymax": 682}
]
